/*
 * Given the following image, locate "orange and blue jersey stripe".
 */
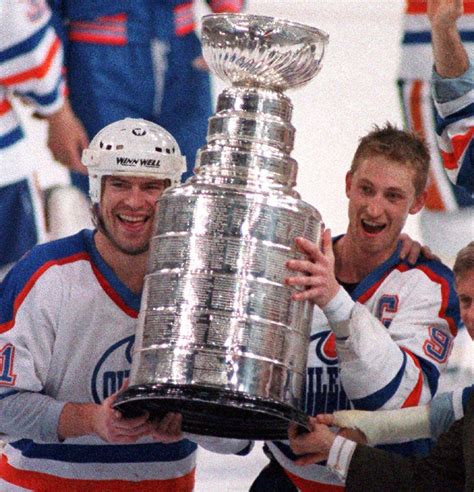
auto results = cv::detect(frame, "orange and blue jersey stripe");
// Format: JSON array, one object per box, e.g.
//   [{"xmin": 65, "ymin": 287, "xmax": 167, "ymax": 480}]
[
  {"xmin": 174, "ymin": 3, "xmax": 194, "ymax": 37},
  {"xmin": 0, "ymin": 453, "xmax": 195, "ymax": 491},
  {"xmin": 435, "ymin": 98, "xmax": 474, "ymax": 197},
  {"xmin": 1, "ymin": 18, "xmax": 63, "ymax": 150},
  {"xmin": 68, "ymin": 14, "xmax": 128, "ymax": 46},
  {"xmin": 208, "ymin": 0, "xmax": 245, "ymax": 13},
  {"xmin": 0, "ymin": 230, "xmax": 140, "ymax": 333}
]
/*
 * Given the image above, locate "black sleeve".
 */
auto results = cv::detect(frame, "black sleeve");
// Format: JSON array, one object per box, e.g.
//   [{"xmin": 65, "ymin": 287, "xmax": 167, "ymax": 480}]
[{"xmin": 346, "ymin": 418, "xmax": 465, "ymax": 492}]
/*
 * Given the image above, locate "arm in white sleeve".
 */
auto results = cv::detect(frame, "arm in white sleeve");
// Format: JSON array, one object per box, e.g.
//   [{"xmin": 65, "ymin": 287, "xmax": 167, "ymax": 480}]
[
  {"xmin": 335, "ymin": 264, "xmax": 458, "ymax": 411},
  {"xmin": 431, "ymin": 61, "xmax": 474, "ymax": 192},
  {"xmin": 322, "ymin": 287, "xmax": 356, "ymax": 339},
  {"xmin": 331, "ymin": 406, "xmax": 430, "ymax": 446},
  {"xmin": 0, "ymin": 390, "xmax": 66, "ymax": 443},
  {"xmin": 330, "ymin": 386, "xmax": 466, "ymax": 445},
  {"xmin": 0, "ymin": 264, "xmax": 64, "ymax": 443}
]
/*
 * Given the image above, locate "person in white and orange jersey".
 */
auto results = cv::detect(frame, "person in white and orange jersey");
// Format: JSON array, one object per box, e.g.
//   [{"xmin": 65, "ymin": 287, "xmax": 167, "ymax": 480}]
[
  {"xmin": 0, "ymin": 118, "xmax": 251, "ymax": 491},
  {"xmin": 0, "ymin": 0, "xmax": 88, "ymax": 279},
  {"xmin": 398, "ymin": 0, "xmax": 474, "ymax": 259}
]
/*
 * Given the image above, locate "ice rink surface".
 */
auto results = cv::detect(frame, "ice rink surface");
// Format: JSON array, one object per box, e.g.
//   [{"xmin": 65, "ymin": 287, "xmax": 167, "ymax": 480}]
[{"xmin": 22, "ymin": 0, "xmax": 474, "ymax": 490}]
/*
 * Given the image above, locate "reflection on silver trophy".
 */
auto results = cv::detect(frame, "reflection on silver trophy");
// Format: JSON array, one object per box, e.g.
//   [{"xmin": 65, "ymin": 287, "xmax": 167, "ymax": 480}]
[{"xmin": 114, "ymin": 14, "xmax": 329, "ymax": 440}]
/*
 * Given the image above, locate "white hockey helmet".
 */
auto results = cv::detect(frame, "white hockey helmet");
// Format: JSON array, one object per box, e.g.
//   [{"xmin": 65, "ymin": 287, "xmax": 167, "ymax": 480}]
[{"xmin": 82, "ymin": 118, "xmax": 186, "ymax": 204}]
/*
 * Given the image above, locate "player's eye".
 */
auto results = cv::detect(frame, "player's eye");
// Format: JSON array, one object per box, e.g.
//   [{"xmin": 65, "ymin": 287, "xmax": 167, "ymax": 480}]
[{"xmin": 386, "ymin": 192, "xmax": 403, "ymax": 202}]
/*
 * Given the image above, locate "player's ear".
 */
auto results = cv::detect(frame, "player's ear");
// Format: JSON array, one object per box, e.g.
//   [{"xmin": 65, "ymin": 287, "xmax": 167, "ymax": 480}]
[
  {"xmin": 409, "ymin": 189, "xmax": 426, "ymax": 215},
  {"xmin": 345, "ymin": 171, "xmax": 352, "ymax": 198}
]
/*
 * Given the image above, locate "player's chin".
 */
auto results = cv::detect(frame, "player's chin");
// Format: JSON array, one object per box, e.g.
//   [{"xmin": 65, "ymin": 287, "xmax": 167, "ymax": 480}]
[{"xmin": 120, "ymin": 240, "xmax": 151, "ymax": 256}]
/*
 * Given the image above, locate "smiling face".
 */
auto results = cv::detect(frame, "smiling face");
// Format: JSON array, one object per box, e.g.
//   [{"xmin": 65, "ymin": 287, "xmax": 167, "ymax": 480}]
[
  {"xmin": 96, "ymin": 175, "xmax": 167, "ymax": 256},
  {"xmin": 456, "ymin": 269, "xmax": 474, "ymax": 339},
  {"xmin": 345, "ymin": 156, "xmax": 426, "ymax": 262}
]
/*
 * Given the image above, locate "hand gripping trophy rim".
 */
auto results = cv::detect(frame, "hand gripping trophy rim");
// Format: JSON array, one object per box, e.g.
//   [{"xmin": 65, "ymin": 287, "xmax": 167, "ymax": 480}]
[{"xmin": 201, "ymin": 13, "xmax": 329, "ymax": 91}]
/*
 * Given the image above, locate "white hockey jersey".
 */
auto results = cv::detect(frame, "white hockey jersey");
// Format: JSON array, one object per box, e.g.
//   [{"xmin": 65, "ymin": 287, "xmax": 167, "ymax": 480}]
[
  {"xmin": 0, "ymin": 230, "xmax": 251, "ymax": 491},
  {"xmin": 398, "ymin": 0, "xmax": 474, "ymax": 216},
  {"xmin": 267, "ymin": 239, "xmax": 460, "ymax": 491},
  {"xmin": 433, "ymin": 75, "xmax": 474, "ymax": 194},
  {"xmin": 0, "ymin": 0, "xmax": 64, "ymax": 186}
]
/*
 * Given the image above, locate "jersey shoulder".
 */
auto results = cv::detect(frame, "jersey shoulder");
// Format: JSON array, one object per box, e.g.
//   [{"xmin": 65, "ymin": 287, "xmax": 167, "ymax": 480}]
[
  {"xmin": 0, "ymin": 230, "xmax": 94, "ymax": 324},
  {"xmin": 0, "ymin": 0, "xmax": 51, "ymax": 51},
  {"xmin": 408, "ymin": 255, "xmax": 456, "ymax": 285}
]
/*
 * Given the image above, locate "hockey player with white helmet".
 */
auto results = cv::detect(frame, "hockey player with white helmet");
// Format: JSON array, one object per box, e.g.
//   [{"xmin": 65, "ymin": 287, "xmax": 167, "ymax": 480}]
[
  {"xmin": 0, "ymin": 118, "xmax": 251, "ymax": 491},
  {"xmin": 83, "ymin": 117, "xmax": 186, "ymax": 204}
]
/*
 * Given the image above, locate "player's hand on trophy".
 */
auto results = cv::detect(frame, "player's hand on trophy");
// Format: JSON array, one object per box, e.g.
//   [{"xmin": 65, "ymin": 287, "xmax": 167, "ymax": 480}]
[
  {"xmin": 288, "ymin": 419, "xmax": 336, "ymax": 465},
  {"xmin": 285, "ymin": 228, "xmax": 340, "ymax": 308},
  {"xmin": 150, "ymin": 412, "xmax": 184, "ymax": 443},
  {"xmin": 427, "ymin": 0, "xmax": 464, "ymax": 29},
  {"xmin": 92, "ymin": 392, "xmax": 154, "ymax": 444},
  {"xmin": 289, "ymin": 415, "xmax": 368, "ymax": 466},
  {"xmin": 398, "ymin": 232, "xmax": 440, "ymax": 264},
  {"xmin": 46, "ymin": 99, "xmax": 89, "ymax": 175}
]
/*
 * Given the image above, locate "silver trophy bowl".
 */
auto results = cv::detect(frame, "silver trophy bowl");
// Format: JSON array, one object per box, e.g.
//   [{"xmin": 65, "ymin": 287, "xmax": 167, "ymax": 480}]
[
  {"xmin": 114, "ymin": 14, "xmax": 328, "ymax": 440},
  {"xmin": 201, "ymin": 14, "xmax": 328, "ymax": 91}
]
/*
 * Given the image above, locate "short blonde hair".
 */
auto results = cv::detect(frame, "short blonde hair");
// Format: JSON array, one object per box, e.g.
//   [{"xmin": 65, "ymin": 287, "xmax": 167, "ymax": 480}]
[
  {"xmin": 351, "ymin": 123, "xmax": 430, "ymax": 197},
  {"xmin": 453, "ymin": 241, "xmax": 474, "ymax": 280}
]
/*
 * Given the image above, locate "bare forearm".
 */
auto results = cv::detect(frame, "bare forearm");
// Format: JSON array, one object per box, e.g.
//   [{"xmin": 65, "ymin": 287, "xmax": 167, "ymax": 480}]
[
  {"xmin": 432, "ymin": 25, "xmax": 469, "ymax": 78},
  {"xmin": 57, "ymin": 402, "xmax": 99, "ymax": 440}
]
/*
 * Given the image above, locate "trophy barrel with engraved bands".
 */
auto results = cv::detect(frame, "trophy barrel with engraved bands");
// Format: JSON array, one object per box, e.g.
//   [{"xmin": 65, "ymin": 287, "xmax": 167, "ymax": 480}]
[{"xmin": 114, "ymin": 14, "xmax": 329, "ymax": 440}]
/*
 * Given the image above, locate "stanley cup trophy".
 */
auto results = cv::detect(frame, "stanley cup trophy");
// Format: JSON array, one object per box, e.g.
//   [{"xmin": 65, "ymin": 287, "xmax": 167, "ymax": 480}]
[{"xmin": 114, "ymin": 14, "xmax": 329, "ymax": 440}]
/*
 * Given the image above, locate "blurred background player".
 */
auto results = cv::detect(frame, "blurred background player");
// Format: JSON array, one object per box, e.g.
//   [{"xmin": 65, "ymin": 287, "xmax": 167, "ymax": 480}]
[
  {"xmin": 0, "ymin": 0, "xmax": 88, "ymax": 279},
  {"xmin": 398, "ymin": 0, "xmax": 474, "ymax": 261},
  {"xmin": 0, "ymin": 118, "xmax": 251, "ymax": 491},
  {"xmin": 429, "ymin": 0, "xmax": 474, "ymax": 200},
  {"xmin": 47, "ymin": 0, "xmax": 245, "ymax": 197}
]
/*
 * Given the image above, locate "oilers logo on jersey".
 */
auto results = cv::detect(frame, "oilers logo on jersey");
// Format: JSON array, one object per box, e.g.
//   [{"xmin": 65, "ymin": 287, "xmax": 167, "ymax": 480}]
[
  {"xmin": 311, "ymin": 330, "xmax": 338, "ymax": 366},
  {"xmin": 305, "ymin": 331, "xmax": 351, "ymax": 416},
  {"xmin": 91, "ymin": 335, "xmax": 134, "ymax": 403}
]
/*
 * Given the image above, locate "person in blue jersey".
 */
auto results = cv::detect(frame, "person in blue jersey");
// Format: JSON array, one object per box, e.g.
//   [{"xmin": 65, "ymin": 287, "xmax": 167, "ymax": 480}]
[
  {"xmin": 0, "ymin": 0, "xmax": 88, "ymax": 279},
  {"xmin": 250, "ymin": 122, "xmax": 461, "ymax": 492},
  {"xmin": 287, "ymin": 242, "xmax": 474, "ymax": 491},
  {"xmin": 47, "ymin": 0, "xmax": 245, "ymax": 195},
  {"xmin": 0, "ymin": 118, "xmax": 251, "ymax": 491}
]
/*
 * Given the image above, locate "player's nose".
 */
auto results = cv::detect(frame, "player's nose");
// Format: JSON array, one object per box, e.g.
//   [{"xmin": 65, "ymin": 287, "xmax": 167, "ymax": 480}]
[
  {"xmin": 124, "ymin": 186, "xmax": 147, "ymax": 208},
  {"xmin": 364, "ymin": 196, "xmax": 384, "ymax": 217}
]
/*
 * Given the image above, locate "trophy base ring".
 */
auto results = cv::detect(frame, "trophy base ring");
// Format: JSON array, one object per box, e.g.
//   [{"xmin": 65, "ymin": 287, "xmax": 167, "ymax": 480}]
[{"xmin": 113, "ymin": 383, "xmax": 309, "ymax": 440}]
